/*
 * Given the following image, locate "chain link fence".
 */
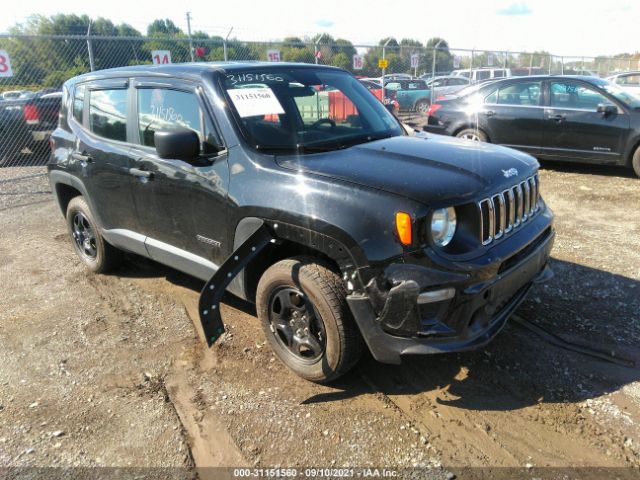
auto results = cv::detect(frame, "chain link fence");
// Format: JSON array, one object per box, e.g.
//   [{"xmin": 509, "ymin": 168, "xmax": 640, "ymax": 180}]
[{"xmin": 1, "ymin": 33, "xmax": 639, "ymax": 167}]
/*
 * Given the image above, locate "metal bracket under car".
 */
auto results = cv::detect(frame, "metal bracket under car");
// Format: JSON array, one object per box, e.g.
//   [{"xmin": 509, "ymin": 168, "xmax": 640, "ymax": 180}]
[{"xmin": 198, "ymin": 224, "xmax": 275, "ymax": 346}]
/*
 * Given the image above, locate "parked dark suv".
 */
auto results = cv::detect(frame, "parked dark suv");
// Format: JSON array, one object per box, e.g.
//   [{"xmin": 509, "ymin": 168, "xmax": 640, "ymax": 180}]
[
  {"xmin": 424, "ymin": 75, "xmax": 640, "ymax": 177},
  {"xmin": 48, "ymin": 63, "xmax": 554, "ymax": 382}
]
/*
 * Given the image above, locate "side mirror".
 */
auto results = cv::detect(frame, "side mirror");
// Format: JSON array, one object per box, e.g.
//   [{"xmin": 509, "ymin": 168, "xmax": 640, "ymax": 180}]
[
  {"xmin": 154, "ymin": 128, "xmax": 200, "ymax": 161},
  {"xmin": 597, "ymin": 104, "xmax": 617, "ymax": 116}
]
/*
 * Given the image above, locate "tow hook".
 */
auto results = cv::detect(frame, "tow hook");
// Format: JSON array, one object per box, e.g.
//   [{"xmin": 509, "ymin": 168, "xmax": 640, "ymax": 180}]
[{"xmin": 198, "ymin": 224, "xmax": 275, "ymax": 346}]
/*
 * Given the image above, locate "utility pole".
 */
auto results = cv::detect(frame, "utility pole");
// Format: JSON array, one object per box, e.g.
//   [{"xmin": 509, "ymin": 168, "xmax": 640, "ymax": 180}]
[
  {"xmin": 86, "ymin": 20, "xmax": 95, "ymax": 72},
  {"xmin": 186, "ymin": 12, "xmax": 195, "ymax": 62}
]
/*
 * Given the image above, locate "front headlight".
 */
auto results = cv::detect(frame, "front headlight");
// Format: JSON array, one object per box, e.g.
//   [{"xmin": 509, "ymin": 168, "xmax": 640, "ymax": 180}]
[{"xmin": 430, "ymin": 207, "xmax": 457, "ymax": 247}]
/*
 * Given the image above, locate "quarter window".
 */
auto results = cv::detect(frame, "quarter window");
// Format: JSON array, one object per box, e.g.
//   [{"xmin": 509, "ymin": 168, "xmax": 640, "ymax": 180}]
[
  {"xmin": 550, "ymin": 82, "xmax": 611, "ymax": 110},
  {"xmin": 89, "ymin": 89, "xmax": 127, "ymax": 141},
  {"xmin": 73, "ymin": 84, "xmax": 85, "ymax": 123}
]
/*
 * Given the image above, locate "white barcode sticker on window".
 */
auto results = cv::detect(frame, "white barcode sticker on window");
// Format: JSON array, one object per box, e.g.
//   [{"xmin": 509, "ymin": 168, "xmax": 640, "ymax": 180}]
[{"xmin": 227, "ymin": 87, "xmax": 285, "ymax": 118}]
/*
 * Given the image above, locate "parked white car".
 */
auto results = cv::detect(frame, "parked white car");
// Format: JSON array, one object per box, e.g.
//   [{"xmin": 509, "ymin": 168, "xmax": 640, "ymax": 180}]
[
  {"xmin": 450, "ymin": 68, "xmax": 512, "ymax": 83},
  {"xmin": 606, "ymin": 71, "xmax": 640, "ymax": 98}
]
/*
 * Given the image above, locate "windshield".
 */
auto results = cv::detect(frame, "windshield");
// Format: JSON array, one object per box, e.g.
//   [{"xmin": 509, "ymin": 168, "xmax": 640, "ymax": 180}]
[
  {"xmin": 601, "ymin": 82, "xmax": 640, "ymax": 109},
  {"xmin": 221, "ymin": 68, "xmax": 403, "ymax": 153}
]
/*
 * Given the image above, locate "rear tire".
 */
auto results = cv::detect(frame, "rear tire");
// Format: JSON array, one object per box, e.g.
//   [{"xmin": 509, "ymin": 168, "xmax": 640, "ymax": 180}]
[
  {"xmin": 632, "ymin": 146, "xmax": 640, "ymax": 178},
  {"xmin": 256, "ymin": 256, "xmax": 363, "ymax": 383},
  {"xmin": 66, "ymin": 196, "xmax": 121, "ymax": 273},
  {"xmin": 415, "ymin": 99, "xmax": 430, "ymax": 115},
  {"xmin": 456, "ymin": 128, "xmax": 488, "ymax": 142}
]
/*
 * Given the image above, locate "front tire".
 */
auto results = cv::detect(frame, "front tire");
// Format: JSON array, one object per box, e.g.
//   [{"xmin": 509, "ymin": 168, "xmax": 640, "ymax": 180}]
[
  {"xmin": 256, "ymin": 256, "xmax": 363, "ymax": 383},
  {"xmin": 66, "ymin": 196, "xmax": 121, "ymax": 273},
  {"xmin": 632, "ymin": 146, "xmax": 640, "ymax": 178},
  {"xmin": 456, "ymin": 128, "xmax": 488, "ymax": 142}
]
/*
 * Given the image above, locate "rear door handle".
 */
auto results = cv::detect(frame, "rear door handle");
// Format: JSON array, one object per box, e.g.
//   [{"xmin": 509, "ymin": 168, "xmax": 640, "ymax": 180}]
[
  {"xmin": 71, "ymin": 152, "xmax": 92, "ymax": 163},
  {"xmin": 129, "ymin": 168, "xmax": 154, "ymax": 179}
]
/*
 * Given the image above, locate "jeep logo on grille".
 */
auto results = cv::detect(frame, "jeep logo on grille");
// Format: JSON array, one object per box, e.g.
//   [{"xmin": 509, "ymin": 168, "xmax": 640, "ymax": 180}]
[{"xmin": 502, "ymin": 168, "xmax": 518, "ymax": 178}]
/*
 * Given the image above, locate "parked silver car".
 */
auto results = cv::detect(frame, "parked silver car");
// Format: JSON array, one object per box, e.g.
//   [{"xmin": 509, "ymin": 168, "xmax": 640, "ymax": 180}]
[
  {"xmin": 606, "ymin": 71, "xmax": 640, "ymax": 98},
  {"xmin": 424, "ymin": 76, "xmax": 471, "ymax": 96}
]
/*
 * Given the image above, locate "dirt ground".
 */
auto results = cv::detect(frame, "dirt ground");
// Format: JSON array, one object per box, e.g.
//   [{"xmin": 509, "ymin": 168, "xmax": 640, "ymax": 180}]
[{"xmin": 0, "ymin": 154, "xmax": 639, "ymax": 479}]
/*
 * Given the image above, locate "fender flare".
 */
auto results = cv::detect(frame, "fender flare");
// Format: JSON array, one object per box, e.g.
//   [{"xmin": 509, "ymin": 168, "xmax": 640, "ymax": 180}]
[
  {"xmin": 199, "ymin": 217, "xmax": 366, "ymax": 346},
  {"xmin": 49, "ymin": 170, "xmax": 105, "ymax": 228}
]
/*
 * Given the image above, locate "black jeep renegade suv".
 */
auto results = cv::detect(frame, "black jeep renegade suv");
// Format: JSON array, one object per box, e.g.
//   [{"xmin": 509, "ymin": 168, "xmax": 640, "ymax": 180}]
[{"xmin": 48, "ymin": 62, "xmax": 554, "ymax": 382}]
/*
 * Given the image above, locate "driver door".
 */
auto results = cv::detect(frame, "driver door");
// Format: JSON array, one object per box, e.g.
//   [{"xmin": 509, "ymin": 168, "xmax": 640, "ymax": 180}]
[
  {"xmin": 541, "ymin": 80, "xmax": 629, "ymax": 163},
  {"xmin": 128, "ymin": 79, "xmax": 230, "ymax": 275}
]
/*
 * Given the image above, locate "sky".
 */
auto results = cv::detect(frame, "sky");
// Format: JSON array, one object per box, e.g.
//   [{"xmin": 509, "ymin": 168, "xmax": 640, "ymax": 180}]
[{"xmin": 2, "ymin": 0, "xmax": 638, "ymax": 57}]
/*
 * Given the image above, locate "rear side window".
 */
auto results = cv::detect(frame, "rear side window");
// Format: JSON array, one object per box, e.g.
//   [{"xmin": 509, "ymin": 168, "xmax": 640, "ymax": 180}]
[
  {"xmin": 73, "ymin": 84, "xmax": 85, "ymax": 123},
  {"xmin": 476, "ymin": 70, "xmax": 491, "ymax": 81},
  {"xmin": 496, "ymin": 82, "xmax": 541, "ymax": 106},
  {"xmin": 89, "ymin": 89, "xmax": 127, "ymax": 141}
]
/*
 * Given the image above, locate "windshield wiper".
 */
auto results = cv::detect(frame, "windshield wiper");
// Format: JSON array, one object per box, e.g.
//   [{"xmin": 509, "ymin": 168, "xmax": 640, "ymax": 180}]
[{"xmin": 254, "ymin": 143, "xmax": 335, "ymax": 154}]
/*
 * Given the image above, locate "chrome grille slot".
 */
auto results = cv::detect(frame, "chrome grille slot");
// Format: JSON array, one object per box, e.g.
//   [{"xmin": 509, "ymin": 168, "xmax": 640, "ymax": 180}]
[
  {"xmin": 477, "ymin": 174, "xmax": 541, "ymax": 246},
  {"xmin": 521, "ymin": 181, "xmax": 530, "ymax": 222},
  {"xmin": 492, "ymin": 194, "xmax": 505, "ymax": 239},
  {"xmin": 504, "ymin": 188, "xmax": 515, "ymax": 233}
]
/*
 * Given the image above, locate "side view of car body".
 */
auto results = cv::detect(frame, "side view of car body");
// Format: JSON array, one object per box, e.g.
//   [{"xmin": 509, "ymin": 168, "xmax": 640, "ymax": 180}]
[
  {"xmin": 425, "ymin": 76, "xmax": 470, "ymax": 96},
  {"xmin": 424, "ymin": 75, "xmax": 640, "ymax": 177},
  {"xmin": 384, "ymin": 79, "xmax": 432, "ymax": 113},
  {"xmin": 48, "ymin": 62, "xmax": 554, "ymax": 382},
  {"xmin": 0, "ymin": 91, "xmax": 62, "ymax": 165},
  {"xmin": 450, "ymin": 68, "xmax": 512, "ymax": 83}
]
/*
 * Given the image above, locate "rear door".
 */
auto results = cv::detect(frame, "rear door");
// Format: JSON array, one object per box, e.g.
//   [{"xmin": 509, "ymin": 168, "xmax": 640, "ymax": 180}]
[
  {"xmin": 480, "ymin": 79, "xmax": 545, "ymax": 154},
  {"xmin": 72, "ymin": 79, "xmax": 140, "ymax": 234},
  {"xmin": 541, "ymin": 80, "xmax": 630, "ymax": 162},
  {"xmin": 128, "ymin": 78, "xmax": 230, "ymax": 273}
]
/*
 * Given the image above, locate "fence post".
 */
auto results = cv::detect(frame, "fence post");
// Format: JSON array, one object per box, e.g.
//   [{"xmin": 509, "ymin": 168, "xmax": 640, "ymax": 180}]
[
  {"xmin": 431, "ymin": 39, "xmax": 443, "ymax": 105},
  {"xmin": 186, "ymin": 12, "xmax": 195, "ymax": 62},
  {"xmin": 528, "ymin": 52, "xmax": 533, "ymax": 75},
  {"xmin": 470, "ymin": 49, "xmax": 474, "ymax": 76},
  {"xmin": 503, "ymin": 51, "xmax": 507, "ymax": 70},
  {"xmin": 381, "ymin": 38, "xmax": 391, "ymax": 104},
  {"xmin": 561, "ymin": 56, "xmax": 564, "ymax": 75},
  {"xmin": 223, "ymin": 27, "xmax": 233, "ymax": 61},
  {"xmin": 86, "ymin": 21, "xmax": 95, "ymax": 72}
]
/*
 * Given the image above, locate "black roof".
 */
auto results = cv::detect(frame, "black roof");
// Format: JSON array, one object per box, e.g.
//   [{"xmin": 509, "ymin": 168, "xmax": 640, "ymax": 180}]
[{"xmin": 66, "ymin": 61, "xmax": 342, "ymax": 85}]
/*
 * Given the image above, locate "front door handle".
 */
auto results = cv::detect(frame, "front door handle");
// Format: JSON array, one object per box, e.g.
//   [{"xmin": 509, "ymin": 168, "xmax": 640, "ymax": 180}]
[
  {"xmin": 548, "ymin": 114, "xmax": 566, "ymax": 122},
  {"xmin": 129, "ymin": 168, "xmax": 154, "ymax": 179},
  {"xmin": 71, "ymin": 152, "xmax": 92, "ymax": 163},
  {"xmin": 484, "ymin": 110, "xmax": 496, "ymax": 117}
]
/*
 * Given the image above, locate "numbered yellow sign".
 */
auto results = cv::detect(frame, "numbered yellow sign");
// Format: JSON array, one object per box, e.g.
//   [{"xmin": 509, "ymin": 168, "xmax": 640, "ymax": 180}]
[{"xmin": 378, "ymin": 58, "xmax": 389, "ymax": 69}]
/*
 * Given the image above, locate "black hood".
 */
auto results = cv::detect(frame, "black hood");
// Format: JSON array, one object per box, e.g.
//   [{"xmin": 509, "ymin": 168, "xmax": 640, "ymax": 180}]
[{"xmin": 276, "ymin": 135, "xmax": 539, "ymax": 206}]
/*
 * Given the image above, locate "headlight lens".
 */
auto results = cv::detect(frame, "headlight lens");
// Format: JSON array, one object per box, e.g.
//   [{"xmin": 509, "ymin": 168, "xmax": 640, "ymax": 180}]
[{"xmin": 430, "ymin": 207, "xmax": 457, "ymax": 247}]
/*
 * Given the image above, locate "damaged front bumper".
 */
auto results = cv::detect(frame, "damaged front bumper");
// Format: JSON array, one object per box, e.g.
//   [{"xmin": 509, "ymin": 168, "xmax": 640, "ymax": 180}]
[{"xmin": 347, "ymin": 220, "xmax": 555, "ymax": 365}]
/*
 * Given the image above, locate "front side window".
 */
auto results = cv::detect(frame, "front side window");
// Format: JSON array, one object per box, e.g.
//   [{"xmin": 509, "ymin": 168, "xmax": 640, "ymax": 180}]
[
  {"xmin": 476, "ymin": 70, "xmax": 491, "ymax": 81},
  {"xmin": 222, "ymin": 68, "xmax": 402, "ymax": 153},
  {"xmin": 550, "ymin": 82, "xmax": 611, "ymax": 110},
  {"xmin": 137, "ymin": 89, "xmax": 202, "ymax": 148},
  {"xmin": 73, "ymin": 84, "xmax": 85, "ymax": 123},
  {"xmin": 89, "ymin": 89, "xmax": 127, "ymax": 141},
  {"xmin": 495, "ymin": 82, "xmax": 541, "ymax": 106}
]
